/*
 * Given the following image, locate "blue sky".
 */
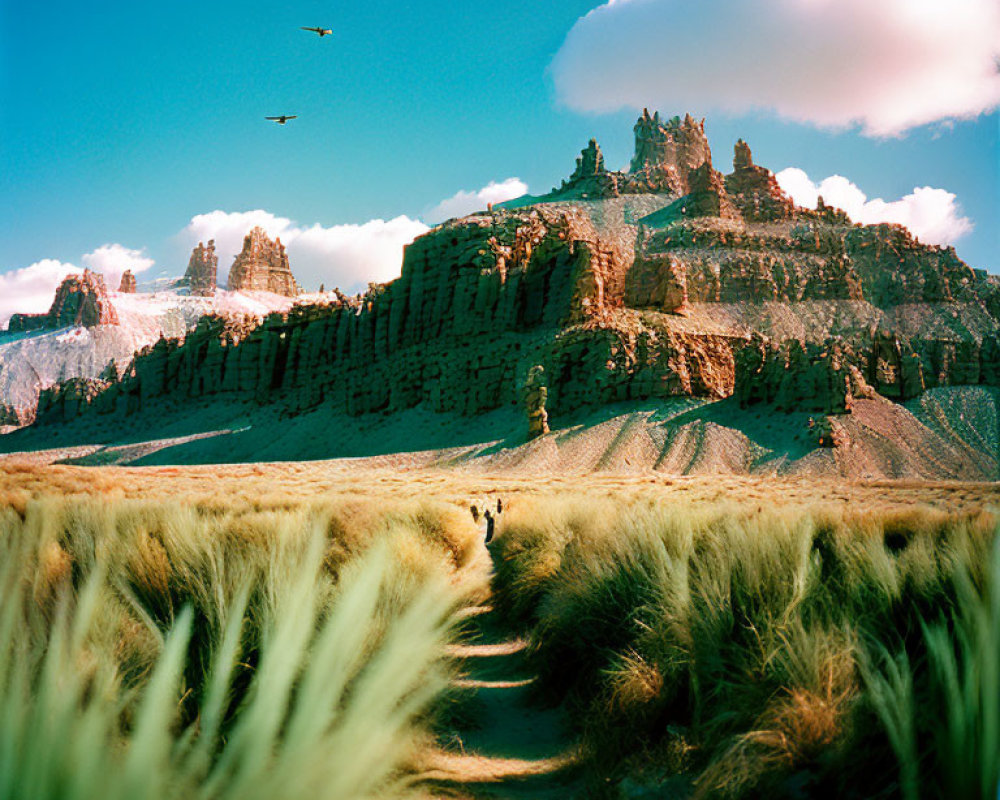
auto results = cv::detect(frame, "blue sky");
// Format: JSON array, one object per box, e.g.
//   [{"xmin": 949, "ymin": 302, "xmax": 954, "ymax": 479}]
[{"xmin": 1, "ymin": 0, "xmax": 997, "ymax": 307}]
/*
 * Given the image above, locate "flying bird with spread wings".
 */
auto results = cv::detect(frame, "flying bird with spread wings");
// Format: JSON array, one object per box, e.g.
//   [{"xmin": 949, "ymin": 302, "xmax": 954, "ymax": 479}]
[
  {"xmin": 300, "ymin": 26, "xmax": 333, "ymax": 37},
  {"xmin": 265, "ymin": 115, "xmax": 297, "ymax": 125}
]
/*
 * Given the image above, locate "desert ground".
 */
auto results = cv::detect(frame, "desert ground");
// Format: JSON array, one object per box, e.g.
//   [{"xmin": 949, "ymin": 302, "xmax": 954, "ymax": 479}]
[{"xmin": 3, "ymin": 451, "xmax": 999, "ymax": 513}]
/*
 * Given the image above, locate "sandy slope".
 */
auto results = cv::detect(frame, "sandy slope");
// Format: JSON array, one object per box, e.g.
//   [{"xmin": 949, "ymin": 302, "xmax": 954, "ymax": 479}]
[{"xmin": 0, "ymin": 385, "xmax": 996, "ymax": 482}]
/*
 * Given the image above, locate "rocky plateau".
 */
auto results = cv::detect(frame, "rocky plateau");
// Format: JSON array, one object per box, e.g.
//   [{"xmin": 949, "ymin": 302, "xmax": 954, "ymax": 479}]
[{"xmin": 3, "ymin": 111, "xmax": 999, "ymax": 479}]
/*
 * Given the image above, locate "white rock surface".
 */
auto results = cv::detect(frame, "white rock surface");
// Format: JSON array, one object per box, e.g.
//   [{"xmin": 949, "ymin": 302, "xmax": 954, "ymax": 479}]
[{"xmin": 0, "ymin": 289, "xmax": 295, "ymax": 412}]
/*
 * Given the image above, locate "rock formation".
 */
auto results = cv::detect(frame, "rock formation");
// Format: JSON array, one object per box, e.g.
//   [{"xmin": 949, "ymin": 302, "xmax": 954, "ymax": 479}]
[
  {"xmin": 523, "ymin": 365, "xmax": 550, "ymax": 439},
  {"xmin": 34, "ymin": 376, "xmax": 112, "ymax": 426},
  {"xmin": 676, "ymin": 161, "xmax": 737, "ymax": 219},
  {"xmin": 629, "ymin": 110, "xmax": 712, "ymax": 195},
  {"xmin": 724, "ymin": 140, "xmax": 795, "ymax": 222},
  {"xmin": 556, "ymin": 110, "xmax": 714, "ymax": 200},
  {"xmin": 18, "ymin": 112, "xmax": 1000, "ymax": 450},
  {"xmin": 227, "ymin": 227, "xmax": 299, "ymax": 296},
  {"xmin": 118, "ymin": 270, "xmax": 137, "ymax": 293},
  {"xmin": 183, "ymin": 240, "xmax": 218, "ymax": 296},
  {"xmin": 561, "ymin": 139, "xmax": 620, "ymax": 198},
  {"xmin": 736, "ymin": 335, "xmax": 875, "ymax": 414},
  {"xmin": 7, "ymin": 270, "xmax": 119, "ymax": 332}
]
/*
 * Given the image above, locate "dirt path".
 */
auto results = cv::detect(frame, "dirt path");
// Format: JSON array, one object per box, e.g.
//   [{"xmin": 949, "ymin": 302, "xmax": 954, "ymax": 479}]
[{"xmin": 421, "ymin": 604, "xmax": 583, "ymax": 798}]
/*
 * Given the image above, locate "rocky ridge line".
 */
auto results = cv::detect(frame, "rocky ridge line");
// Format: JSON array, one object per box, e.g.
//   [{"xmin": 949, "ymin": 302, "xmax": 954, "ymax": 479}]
[{"xmin": 14, "ymin": 112, "xmax": 1000, "ymax": 450}]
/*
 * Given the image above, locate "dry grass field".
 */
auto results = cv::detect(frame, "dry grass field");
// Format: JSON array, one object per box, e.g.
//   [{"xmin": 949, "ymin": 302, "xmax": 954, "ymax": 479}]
[
  {"xmin": 2, "ymin": 451, "xmax": 999, "ymax": 513},
  {"xmin": 1, "ymin": 455, "xmax": 997, "ymax": 799}
]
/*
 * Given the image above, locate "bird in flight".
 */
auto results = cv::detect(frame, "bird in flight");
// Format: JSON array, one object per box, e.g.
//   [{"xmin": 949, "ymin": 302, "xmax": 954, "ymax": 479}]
[
  {"xmin": 265, "ymin": 115, "xmax": 297, "ymax": 125},
  {"xmin": 300, "ymin": 26, "xmax": 333, "ymax": 37}
]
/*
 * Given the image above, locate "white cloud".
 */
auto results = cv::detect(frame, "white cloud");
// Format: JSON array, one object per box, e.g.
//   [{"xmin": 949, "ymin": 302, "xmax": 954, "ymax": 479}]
[
  {"xmin": 82, "ymin": 243, "xmax": 155, "ymax": 290},
  {"xmin": 426, "ymin": 178, "xmax": 529, "ymax": 222},
  {"xmin": 775, "ymin": 168, "xmax": 974, "ymax": 245},
  {"xmin": 551, "ymin": 0, "xmax": 1000, "ymax": 136},
  {"xmin": 0, "ymin": 260, "xmax": 82, "ymax": 329},
  {"xmin": 288, "ymin": 217, "xmax": 431, "ymax": 289},
  {"xmin": 178, "ymin": 210, "xmax": 429, "ymax": 292}
]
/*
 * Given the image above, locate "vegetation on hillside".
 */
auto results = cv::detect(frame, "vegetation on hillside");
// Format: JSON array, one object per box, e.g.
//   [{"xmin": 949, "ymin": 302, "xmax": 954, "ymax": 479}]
[
  {"xmin": 490, "ymin": 498, "xmax": 1000, "ymax": 799},
  {"xmin": 1, "ymin": 470, "xmax": 997, "ymax": 799},
  {"xmin": 0, "ymin": 495, "xmax": 488, "ymax": 800}
]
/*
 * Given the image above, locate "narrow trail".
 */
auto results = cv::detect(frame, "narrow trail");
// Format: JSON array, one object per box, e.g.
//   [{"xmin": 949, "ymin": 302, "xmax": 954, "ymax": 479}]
[{"xmin": 422, "ymin": 603, "xmax": 583, "ymax": 798}]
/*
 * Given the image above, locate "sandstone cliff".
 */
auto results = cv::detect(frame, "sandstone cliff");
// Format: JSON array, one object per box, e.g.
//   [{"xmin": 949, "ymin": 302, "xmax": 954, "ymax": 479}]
[
  {"xmin": 118, "ymin": 270, "xmax": 137, "ymax": 293},
  {"xmin": 17, "ymin": 113, "xmax": 1000, "ymax": 465}
]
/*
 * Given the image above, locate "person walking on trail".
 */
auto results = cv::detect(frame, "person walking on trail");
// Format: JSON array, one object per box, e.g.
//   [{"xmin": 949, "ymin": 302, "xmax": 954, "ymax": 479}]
[
  {"xmin": 471, "ymin": 498, "xmax": 504, "ymax": 544},
  {"xmin": 484, "ymin": 509, "xmax": 495, "ymax": 544}
]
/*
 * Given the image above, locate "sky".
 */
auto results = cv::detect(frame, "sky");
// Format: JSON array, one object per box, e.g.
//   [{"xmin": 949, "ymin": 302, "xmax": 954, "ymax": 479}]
[{"xmin": 1, "ymin": 0, "xmax": 998, "ymax": 322}]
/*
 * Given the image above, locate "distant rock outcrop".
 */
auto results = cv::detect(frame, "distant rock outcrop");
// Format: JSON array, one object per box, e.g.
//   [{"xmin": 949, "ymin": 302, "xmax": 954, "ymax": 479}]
[
  {"xmin": 227, "ymin": 227, "xmax": 299, "ymax": 296},
  {"xmin": 558, "ymin": 110, "xmax": 714, "ymax": 199},
  {"xmin": 182, "ymin": 240, "xmax": 218, "ymax": 296},
  {"xmin": 7, "ymin": 270, "xmax": 119, "ymax": 332},
  {"xmin": 562, "ymin": 139, "xmax": 620, "ymax": 198},
  {"xmin": 118, "ymin": 270, "xmax": 137, "ymax": 293}
]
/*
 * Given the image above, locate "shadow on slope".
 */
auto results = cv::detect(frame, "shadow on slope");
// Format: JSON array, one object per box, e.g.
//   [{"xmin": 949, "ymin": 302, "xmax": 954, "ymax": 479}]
[{"xmin": 1, "ymin": 388, "xmax": 996, "ymax": 481}]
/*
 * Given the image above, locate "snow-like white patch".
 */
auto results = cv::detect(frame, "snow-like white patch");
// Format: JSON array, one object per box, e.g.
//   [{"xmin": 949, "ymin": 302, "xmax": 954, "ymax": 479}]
[
  {"xmin": 0, "ymin": 288, "xmax": 297, "ymax": 412},
  {"xmin": 55, "ymin": 327, "xmax": 91, "ymax": 345},
  {"xmin": 293, "ymin": 291, "xmax": 341, "ymax": 305},
  {"xmin": 107, "ymin": 289, "xmax": 297, "ymax": 342}
]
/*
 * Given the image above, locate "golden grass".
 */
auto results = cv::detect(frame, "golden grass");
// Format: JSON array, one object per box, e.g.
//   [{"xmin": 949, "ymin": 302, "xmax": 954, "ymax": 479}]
[
  {"xmin": 488, "ymin": 493, "xmax": 999, "ymax": 799},
  {"xmin": 2, "ymin": 457, "xmax": 1000, "ymax": 514},
  {"xmin": 0, "ymin": 486, "xmax": 492, "ymax": 800},
  {"xmin": 1, "ymin": 459, "xmax": 998, "ymax": 798}
]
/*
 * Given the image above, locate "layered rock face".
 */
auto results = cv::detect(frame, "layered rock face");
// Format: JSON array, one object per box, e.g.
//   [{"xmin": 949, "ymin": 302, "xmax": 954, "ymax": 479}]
[
  {"xmin": 27, "ymin": 112, "xmax": 1000, "ymax": 444},
  {"xmin": 35, "ymin": 377, "xmax": 112, "ymax": 426},
  {"xmin": 182, "ymin": 240, "xmax": 218, "ymax": 296},
  {"xmin": 736, "ymin": 335, "xmax": 875, "ymax": 413},
  {"xmin": 118, "ymin": 270, "xmax": 137, "ymax": 293},
  {"xmin": 67, "ymin": 207, "xmax": 610, "ymax": 424},
  {"xmin": 227, "ymin": 228, "xmax": 299, "ymax": 296},
  {"xmin": 8, "ymin": 270, "xmax": 119, "ymax": 332}
]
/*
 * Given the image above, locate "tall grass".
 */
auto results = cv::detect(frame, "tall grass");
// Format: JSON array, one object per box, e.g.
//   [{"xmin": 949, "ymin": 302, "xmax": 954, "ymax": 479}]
[
  {"xmin": 490, "ymin": 497, "xmax": 999, "ymax": 798},
  {"xmin": 864, "ymin": 535, "xmax": 1000, "ymax": 800},
  {"xmin": 0, "ymin": 495, "xmax": 488, "ymax": 800}
]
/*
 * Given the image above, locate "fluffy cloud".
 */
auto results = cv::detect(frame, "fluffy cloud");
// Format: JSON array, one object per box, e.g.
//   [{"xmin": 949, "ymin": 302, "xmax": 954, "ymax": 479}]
[
  {"xmin": 776, "ymin": 168, "xmax": 973, "ymax": 245},
  {"xmin": 551, "ymin": 0, "xmax": 1000, "ymax": 136},
  {"xmin": 82, "ymin": 243, "xmax": 155, "ymax": 290},
  {"xmin": 426, "ymin": 178, "xmax": 529, "ymax": 222},
  {"xmin": 179, "ymin": 210, "xmax": 429, "ymax": 292},
  {"xmin": 0, "ymin": 259, "xmax": 82, "ymax": 329},
  {"xmin": 288, "ymin": 217, "xmax": 431, "ymax": 289}
]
